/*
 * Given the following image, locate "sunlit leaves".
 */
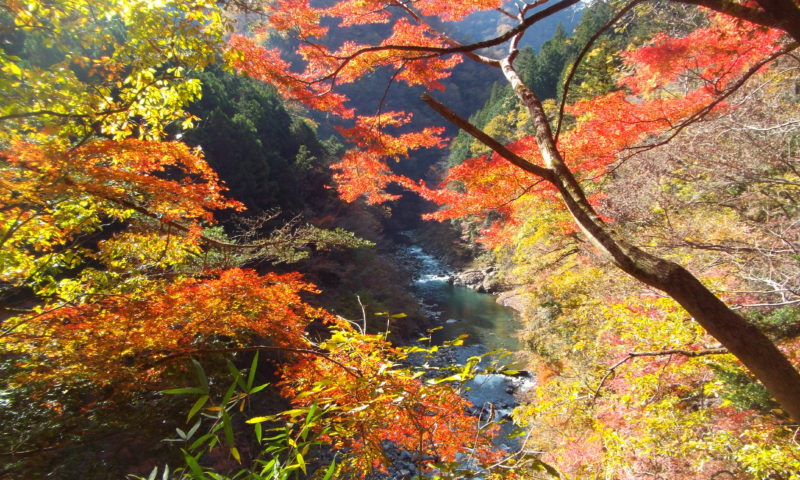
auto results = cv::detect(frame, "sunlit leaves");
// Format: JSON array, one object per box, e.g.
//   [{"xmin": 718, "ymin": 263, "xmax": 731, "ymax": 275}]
[
  {"xmin": 279, "ymin": 327, "xmax": 501, "ymax": 475},
  {"xmin": 1, "ymin": 0, "xmax": 226, "ymax": 143},
  {"xmin": 418, "ymin": 9, "xmax": 788, "ymax": 246},
  {"xmin": 4, "ymin": 268, "xmax": 330, "ymax": 388},
  {"xmin": 0, "ymin": 139, "xmax": 241, "ymax": 298}
]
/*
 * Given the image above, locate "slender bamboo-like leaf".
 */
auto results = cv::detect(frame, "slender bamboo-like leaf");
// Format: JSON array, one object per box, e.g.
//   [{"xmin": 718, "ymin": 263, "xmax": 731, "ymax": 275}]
[{"xmin": 187, "ymin": 395, "xmax": 209, "ymax": 423}]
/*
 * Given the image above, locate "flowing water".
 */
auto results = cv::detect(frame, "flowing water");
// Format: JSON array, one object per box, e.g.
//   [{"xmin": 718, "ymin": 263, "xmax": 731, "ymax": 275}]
[
  {"xmin": 396, "ymin": 237, "xmax": 535, "ymax": 451},
  {"xmin": 402, "ymin": 244, "xmax": 522, "ymax": 360}
]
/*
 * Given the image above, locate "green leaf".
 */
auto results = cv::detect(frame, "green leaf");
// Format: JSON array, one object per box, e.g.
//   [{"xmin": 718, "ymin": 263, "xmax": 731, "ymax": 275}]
[
  {"xmin": 249, "ymin": 383, "xmax": 270, "ymax": 394},
  {"xmin": 430, "ymin": 374, "xmax": 463, "ymax": 384},
  {"xmin": 187, "ymin": 395, "xmax": 209, "ymax": 422},
  {"xmin": 227, "ymin": 360, "xmax": 246, "ymax": 391},
  {"xmin": 321, "ymin": 460, "xmax": 337, "ymax": 480},
  {"xmin": 163, "ymin": 387, "xmax": 206, "ymax": 395},
  {"xmin": 255, "ymin": 422, "xmax": 263, "ymax": 444},
  {"xmin": 246, "ymin": 416, "xmax": 274, "ymax": 424},
  {"xmin": 247, "ymin": 352, "xmax": 259, "ymax": 390},
  {"xmin": 191, "ymin": 358, "xmax": 209, "ymax": 392},
  {"xmin": 189, "ymin": 433, "xmax": 215, "ymax": 452},
  {"xmin": 304, "ymin": 403, "xmax": 318, "ymax": 425},
  {"xmin": 221, "ymin": 376, "xmax": 238, "ymax": 407},
  {"xmin": 296, "ymin": 452, "xmax": 307, "ymax": 474},
  {"xmin": 186, "ymin": 420, "xmax": 201, "ymax": 440},
  {"xmin": 182, "ymin": 450, "xmax": 206, "ymax": 479},
  {"xmin": 222, "ymin": 411, "xmax": 235, "ymax": 447},
  {"xmin": 230, "ymin": 447, "xmax": 241, "ymax": 464},
  {"xmin": 259, "ymin": 458, "xmax": 277, "ymax": 476}
]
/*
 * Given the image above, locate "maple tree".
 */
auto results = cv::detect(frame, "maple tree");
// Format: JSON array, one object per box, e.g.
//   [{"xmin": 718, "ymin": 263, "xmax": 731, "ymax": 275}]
[
  {"xmin": 447, "ymin": 5, "xmax": 800, "ymax": 475},
  {"xmin": 0, "ymin": 1, "xmax": 504, "ymax": 476},
  {"xmin": 5, "ymin": 0, "xmax": 800, "ymax": 476},
  {"xmin": 226, "ymin": 0, "xmax": 800, "ymax": 424}
]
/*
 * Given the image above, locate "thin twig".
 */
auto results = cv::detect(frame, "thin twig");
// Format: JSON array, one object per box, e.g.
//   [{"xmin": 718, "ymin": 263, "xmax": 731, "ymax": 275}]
[{"xmin": 592, "ymin": 347, "xmax": 728, "ymax": 402}]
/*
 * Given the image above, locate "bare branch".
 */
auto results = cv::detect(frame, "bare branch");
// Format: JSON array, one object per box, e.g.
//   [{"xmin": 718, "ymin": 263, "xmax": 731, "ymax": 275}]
[
  {"xmin": 592, "ymin": 347, "xmax": 729, "ymax": 402},
  {"xmin": 555, "ymin": 0, "xmax": 646, "ymax": 141}
]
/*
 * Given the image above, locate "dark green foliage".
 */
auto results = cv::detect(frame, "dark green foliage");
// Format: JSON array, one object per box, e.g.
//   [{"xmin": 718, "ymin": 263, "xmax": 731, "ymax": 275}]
[
  {"xmin": 531, "ymin": 24, "xmax": 571, "ymax": 100},
  {"xmin": 557, "ymin": 2, "xmax": 619, "ymax": 103},
  {"xmin": 749, "ymin": 307, "xmax": 800, "ymax": 339},
  {"xmin": 708, "ymin": 363, "xmax": 781, "ymax": 414},
  {"xmin": 184, "ymin": 69, "xmax": 334, "ymax": 216}
]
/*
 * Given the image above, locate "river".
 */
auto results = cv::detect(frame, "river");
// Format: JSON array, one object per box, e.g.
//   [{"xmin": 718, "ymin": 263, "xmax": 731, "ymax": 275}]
[
  {"xmin": 407, "ymin": 244, "xmax": 521, "ymax": 356},
  {"xmin": 395, "ymin": 235, "xmax": 534, "ymax": 451}
]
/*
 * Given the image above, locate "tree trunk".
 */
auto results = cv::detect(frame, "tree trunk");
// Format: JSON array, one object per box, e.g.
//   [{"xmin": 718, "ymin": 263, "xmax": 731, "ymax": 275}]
[
  {"xmin": 674, "ymin": 0, "xmax": 800, "ymax": 43},
  {"xmin": 496, "ymin": 58, "xmax": 800, "ymax": 422}
]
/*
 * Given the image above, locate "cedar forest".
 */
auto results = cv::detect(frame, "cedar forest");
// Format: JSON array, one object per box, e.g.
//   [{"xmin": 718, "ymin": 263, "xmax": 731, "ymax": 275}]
[{"xmin": 2, "ymin": 0, "xmax": 800, "ymax": 479}]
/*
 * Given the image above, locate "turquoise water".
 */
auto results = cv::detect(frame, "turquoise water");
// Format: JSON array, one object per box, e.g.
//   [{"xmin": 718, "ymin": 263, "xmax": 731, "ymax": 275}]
[
  {"xmin": 405, "ymin": 245, "xmax": 521, "ymax": 354},
  {"xmin": 402, "ymin": 243, "xmax": 530, "ymax": 448}
]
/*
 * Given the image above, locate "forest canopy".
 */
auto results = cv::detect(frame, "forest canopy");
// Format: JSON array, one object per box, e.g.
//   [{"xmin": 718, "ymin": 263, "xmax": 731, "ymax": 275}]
[{"xmin": 2, "ymin": 0, "xmax": 800, "ymax": 479}]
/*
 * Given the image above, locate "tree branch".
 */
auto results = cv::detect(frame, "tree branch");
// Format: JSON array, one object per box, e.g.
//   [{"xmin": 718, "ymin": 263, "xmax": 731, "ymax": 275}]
[
  {"xmin": 421, "ymin": 93, "xmax": 554, "ymax": 181},
  {"xmin": 592, "ymin": 347, "xmax": 729, "ymax": 402}
]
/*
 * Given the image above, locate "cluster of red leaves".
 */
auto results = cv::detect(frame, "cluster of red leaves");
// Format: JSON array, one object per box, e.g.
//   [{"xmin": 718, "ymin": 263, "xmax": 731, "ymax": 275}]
[
  {"xmin": 9, "ymin": 269, "xmax": 329, "ymax": 388},
  {"xmin": 227, "ymin": 0, "xmax": 471, "ymax": 206},
  {"xmin": 619, "ymin": 12, "xmax": 784, "ymax": 96},
  {"xmin": 416, "ymin": 11, "xmax": 786, "ymax": 245},
  {"xmin": 280, "ymin": 330, "xmax": 502, "ymax": 474},
  {"xmin": 560, "ymin": 13, "xmax": 783, "ymax": 175},
  {"xmin": 228, "ymin": 1, "xmax": 464, "ymax": 114},
  {"xmin": 4, "ymin": 139, "xmax": 242, "ymax": 224},
  {"xmin": 331, "ymin": 111, "xmax": 447, "ymax": 203}
]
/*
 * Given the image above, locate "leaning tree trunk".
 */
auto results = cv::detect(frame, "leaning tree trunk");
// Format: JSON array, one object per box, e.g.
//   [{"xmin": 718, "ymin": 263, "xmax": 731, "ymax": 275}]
[
  {"xmin": 498, "ymin": 58, "xmax": 800, "ymax": 423},
  {"xmin": 429, "ymin": 54, "xmax": 800, "ymax": 422}
]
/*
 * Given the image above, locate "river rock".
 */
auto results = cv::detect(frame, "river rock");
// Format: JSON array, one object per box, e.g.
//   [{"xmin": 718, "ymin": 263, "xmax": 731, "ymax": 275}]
[
  {"xmin": 452, "ymin": 267, "xmax": 500, "ymax": 293},
  {"xmin": 482, "ymin": 275, "xmax": 502, "ymax": 293},
  {"xmin": 496, "ymin": 290, "xmax": 527, "ymax": 313},
  {"xmin": 452, "ymin": 269, "xmax": 483, "ymax": 289}
]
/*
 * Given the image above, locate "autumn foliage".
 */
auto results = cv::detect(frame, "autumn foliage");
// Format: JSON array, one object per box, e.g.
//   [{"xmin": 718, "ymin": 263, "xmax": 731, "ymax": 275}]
[
  {"xmin": 417, "ymin": 11, "xmax": 787, "ymax": 245},
  {"xmin": 5, "ymin": 0, "xmax": 800, "ymax": 477},
  {"xmin": 0, "ymin": 1, "xmax": 506, "ymax": 477},
  {"xmin": 223, "ymin": 0, "xmax": 800, "ymax": 477},
  {"xmin": 7, "ymin": 269, "xmax": 327, "ymax": 387},
  {"xmin": 280, "ymin": 328, "xmax": 502, "ymax": 474}
]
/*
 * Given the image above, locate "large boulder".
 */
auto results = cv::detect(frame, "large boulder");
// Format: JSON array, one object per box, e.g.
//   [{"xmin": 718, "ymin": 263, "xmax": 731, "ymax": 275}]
[
  {"xmin": 452, "ymin": 269, "xmax": 486, "ymax": 289},
  {"xmin": 452, "ymin": 267, "xmax": 501, "ymax": 293}
]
